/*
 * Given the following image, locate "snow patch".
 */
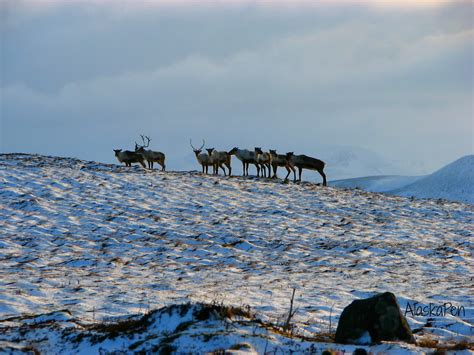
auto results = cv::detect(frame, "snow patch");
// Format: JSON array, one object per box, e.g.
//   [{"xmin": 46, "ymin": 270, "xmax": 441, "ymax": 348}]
[{"xmin": 0, "ymin": 153, "xmax": 472, "ymax": 353}]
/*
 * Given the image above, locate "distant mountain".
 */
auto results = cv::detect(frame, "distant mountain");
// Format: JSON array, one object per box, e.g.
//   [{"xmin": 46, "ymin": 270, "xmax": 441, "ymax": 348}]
[
  {"xmin": 331, "ymin": 175, "xmax": 424, "ymax": 193},
  {"xmin": 331, "ymin": 155, "xmax": 474, "ymax": 205},
  {"xmin": 388, "ymin": 155, "xmax": 474, "ymax": 205}
]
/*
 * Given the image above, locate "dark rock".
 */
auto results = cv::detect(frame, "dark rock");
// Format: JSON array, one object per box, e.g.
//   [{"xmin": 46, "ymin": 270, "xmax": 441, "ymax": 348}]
[{"xmin": 335, "ymin": 292, "xmax": 416, "ymax": 345}]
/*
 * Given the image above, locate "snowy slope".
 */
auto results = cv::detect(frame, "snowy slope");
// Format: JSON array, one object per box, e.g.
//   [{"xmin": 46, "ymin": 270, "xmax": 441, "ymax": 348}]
[
  {"xmin": 388, "ymin": 155, "xmax": 474, "ymax": 205},
  {"xmin": 330, "ymin": 175, "xmax": 424, "ymax": 193},
  {"xmin": 0, "ymin": 154, "xmax": 473, "ymax": 353}
]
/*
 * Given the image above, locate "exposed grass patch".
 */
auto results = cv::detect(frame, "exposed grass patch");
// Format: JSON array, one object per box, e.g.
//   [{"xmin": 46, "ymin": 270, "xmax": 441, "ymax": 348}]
[
  {"xmin": 229, "ymin": 342, "xmax": 253, "ymax": 350},
  {"xmin": 87, "ymin": 313, "xmax": 152, "ymax": 337},
  {"xmin": 193, "ymin": 301, "xmax": 253, "ymax": 321},
  {"xmin": 417, "ymin": 336, "xmax": 473, "ymax": 352}
]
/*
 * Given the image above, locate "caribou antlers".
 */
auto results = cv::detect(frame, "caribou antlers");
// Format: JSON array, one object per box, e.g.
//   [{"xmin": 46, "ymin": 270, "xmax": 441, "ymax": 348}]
[
  {"xmin": 135, "ymin": 135, "xmax": 151, "ymax": 150},
  {"xmin": 190, "ymin": 138, "xmax": 205, "ymax": 152}
]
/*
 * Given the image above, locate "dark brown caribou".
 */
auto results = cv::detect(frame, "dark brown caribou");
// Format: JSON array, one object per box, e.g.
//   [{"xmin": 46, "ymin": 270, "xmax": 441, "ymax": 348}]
[{"xmin": 285, "ymin": 152, "xmax": 327, "ymax": 186}]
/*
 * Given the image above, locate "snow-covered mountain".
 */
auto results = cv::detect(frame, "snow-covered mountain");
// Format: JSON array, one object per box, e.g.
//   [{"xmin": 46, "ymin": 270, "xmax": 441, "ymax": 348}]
[
  {"xmin": 330, "ymin": 175, "xmax": 424, "ymax": 193},
  {"xmin": 331, "ymin": 155, "xmax": 474, "ymax": 205},
  {"xmin": 388, "ymin": 155, "xmax": 474, "ymax": 205},
  {"xmin": 0, "ymin": 154, "xmax": 472, "ymax": 353}
]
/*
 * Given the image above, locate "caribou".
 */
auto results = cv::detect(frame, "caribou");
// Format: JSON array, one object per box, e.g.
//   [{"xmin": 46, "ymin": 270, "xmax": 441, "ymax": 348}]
[
  {"xmin": 206, "ymin": 148, "xmax": 232, "ymax": 176},
  {"xmin": 285, "ymin": 152, "xmax": 327, "ymax": 186},
  {"xmin": 228, "ymin": 147, "xmax": 259, "ymax": 176},
  {"xmin": 269, "ymin": 149, "xmax": 295, "ymax": 179},
  {"xmin": 190, "ymin": 139, "xmax": 213, "ymax": 174},
  {"xmin": 254, "ymin": 147, "xmax": 272, "ymax": 178},
  {"xmin": 113, "ymin": 149, "xmax": 146, "ymax": 168},
  {"xmin": 135, "ymin": 135, "xmax": 166, "ymax": 171}
]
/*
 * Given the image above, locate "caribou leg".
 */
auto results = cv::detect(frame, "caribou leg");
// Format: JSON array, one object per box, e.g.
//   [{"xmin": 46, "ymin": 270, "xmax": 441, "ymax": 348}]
[
  {"xmin": 219, "ymin": 164, "xmax": 226, "ymax": 176},
  {"xmin": 272, "ymin": 164, "xmax": 278, "ymax": 178},
  {"xmin": 318, "ymin": 169, "xmax": 327, "ymax": 186},
  {"xmin": 297, "ymin": 167, "xmax": 302, "ymax": 182}
]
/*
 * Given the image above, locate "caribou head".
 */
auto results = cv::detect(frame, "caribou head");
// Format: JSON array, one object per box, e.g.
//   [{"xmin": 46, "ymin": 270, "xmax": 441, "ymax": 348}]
[{"xmin": 190, "ymin": 139, "xmax": 206, "ymax": 156}]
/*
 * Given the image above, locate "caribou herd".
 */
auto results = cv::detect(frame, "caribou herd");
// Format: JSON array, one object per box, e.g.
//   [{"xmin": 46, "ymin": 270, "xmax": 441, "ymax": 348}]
[
  {"xmin": 114, "ymin": 135, "xmax": 166, "ymax": 171},
  {"xmin": 114, "ymin": 136, "xmax": 327, "ymax": 185}
]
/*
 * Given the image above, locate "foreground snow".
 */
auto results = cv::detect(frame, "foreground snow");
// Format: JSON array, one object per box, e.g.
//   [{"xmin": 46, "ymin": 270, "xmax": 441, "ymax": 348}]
[
  {"xmin": 0, "ymin": 154, "xmax": 473, "ymax": 353},
  {"xmin": 0, "ymin": 303, "xmax": 437, "ymax": 354}
]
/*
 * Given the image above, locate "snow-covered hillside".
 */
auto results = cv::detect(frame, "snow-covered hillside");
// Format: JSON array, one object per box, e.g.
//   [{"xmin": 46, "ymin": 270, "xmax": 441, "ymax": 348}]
[
  {"xmin": 388, "ymin": 155, "xmax": 474, "ymax": 205},
  {"xmin": 0, "ymin": 154, "xmax": 473, "ymax": 353}
]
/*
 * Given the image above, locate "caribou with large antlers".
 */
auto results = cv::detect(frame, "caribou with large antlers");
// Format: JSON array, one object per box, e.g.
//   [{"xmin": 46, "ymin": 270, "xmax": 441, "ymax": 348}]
[
  {"xmin": 135, "ymin": 135, "xmax": 166, "ymax": 171},
  {"xmin": 285, "ymin": 152, "xmax": 327, "ymax": 186},
  {"xmin": 190, "ymin": 139, "xmax": 213, "ymax": 174}
]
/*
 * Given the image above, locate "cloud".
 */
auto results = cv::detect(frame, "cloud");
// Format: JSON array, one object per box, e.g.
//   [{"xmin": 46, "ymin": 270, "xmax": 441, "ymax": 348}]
[{"xmin": 1, "ymin": 1, "xmax": 472, "ymax": 174}]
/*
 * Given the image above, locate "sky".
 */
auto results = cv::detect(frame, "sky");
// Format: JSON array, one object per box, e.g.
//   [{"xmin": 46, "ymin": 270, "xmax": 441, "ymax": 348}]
[{"xmin": 1, "ymin": 0, "xmax": 473, "ymax": 176}]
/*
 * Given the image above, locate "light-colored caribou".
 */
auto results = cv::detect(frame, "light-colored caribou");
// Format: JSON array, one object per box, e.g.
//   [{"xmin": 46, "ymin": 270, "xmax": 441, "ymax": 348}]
[
  {"xmin": 228, "ymin": 147, "xmax": 259, "ymax": 176},
  {"xmin": 269, "ymin": 149, "xmax": 295, "ymax": 179},
  {"xmin": 206, "ymin": 148, "xmax": 232, "ymax": 176},
  {"xmin": 135, "ymin": 135, "xmax": 166, "ymax": 171},
  {"xmin": 190, "ymin": 139, "xmax": 213, "ymax": 174},
  {"xmin": 113, "ymin": 149, "xmax": 146, "ymax": 168},
  {"xmin": 254, "ymin": 147, "xmax": 272, "ymax": 178},
  {"xmin": 285, "ymin": 152, "xmax": 327, "ymax": 186}
]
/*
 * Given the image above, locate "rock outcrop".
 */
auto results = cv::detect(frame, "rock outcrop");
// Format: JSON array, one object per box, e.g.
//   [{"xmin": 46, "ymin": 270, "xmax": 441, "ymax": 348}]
[{"xmin": 335, "ymin": 292, "xmax": 416, "ymax": 345}]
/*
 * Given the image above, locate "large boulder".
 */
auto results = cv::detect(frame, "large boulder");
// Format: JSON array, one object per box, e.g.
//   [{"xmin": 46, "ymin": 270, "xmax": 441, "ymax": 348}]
[{"xmin": 335, "ymin": 292, "xmax": 416, "ymax": 345}]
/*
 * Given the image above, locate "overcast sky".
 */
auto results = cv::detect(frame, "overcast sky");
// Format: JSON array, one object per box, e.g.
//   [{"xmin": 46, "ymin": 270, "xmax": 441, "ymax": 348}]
[{"xmin": 1, "ymin": 0, "xmax": 472, "ymax": 175}]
